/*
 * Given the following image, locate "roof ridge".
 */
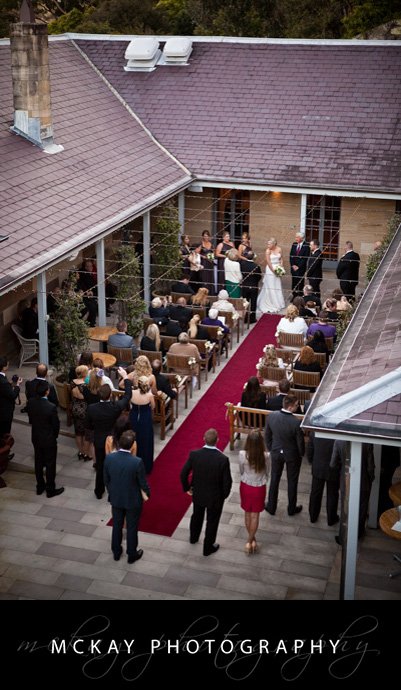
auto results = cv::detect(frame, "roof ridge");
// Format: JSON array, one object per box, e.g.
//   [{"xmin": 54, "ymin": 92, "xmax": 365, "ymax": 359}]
[{"xmin": 71, "ymin": 39, "xmax": 192, "ymax": 179}]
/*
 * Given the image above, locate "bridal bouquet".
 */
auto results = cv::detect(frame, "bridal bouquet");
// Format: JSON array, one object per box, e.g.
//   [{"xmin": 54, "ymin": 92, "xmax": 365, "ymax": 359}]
[
  {"xmin": 206, "ymin": 252, "xmax": 215, "ymax": 261},
  {"xmin": 274, "ymin": 265, "xmax": 286, "ymax": 278}
]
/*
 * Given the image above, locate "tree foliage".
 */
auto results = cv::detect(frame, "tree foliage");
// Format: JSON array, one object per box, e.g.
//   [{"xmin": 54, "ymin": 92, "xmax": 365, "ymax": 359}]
[
  {"xmin": 365, "ymin": 213, "xmax": 401, "ymax": 283},
  {"xmin": 152, "ymin": 203, "xmax": 182, "ymax": 294},
  {"xmin": 114, "ymin": 243, "xmax": 146, "ymax": 338},
  {"xmin": 51, "ymin": 277, "xmax": 89, "ymax": 379}
]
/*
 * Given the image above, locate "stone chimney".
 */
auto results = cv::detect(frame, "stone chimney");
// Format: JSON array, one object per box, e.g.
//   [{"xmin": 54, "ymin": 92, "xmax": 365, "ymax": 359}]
[{"xmin": 9, "ymin": 0, "xmax": 63, "ymax": 153}]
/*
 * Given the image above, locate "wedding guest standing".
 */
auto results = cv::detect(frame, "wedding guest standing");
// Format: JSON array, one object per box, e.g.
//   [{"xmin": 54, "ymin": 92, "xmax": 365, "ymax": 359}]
[
  {"xmin": 26, "ymin": 380, "xmax": 63, "ymax": 497},
  {"xmin": 336, "ymin": 241, "xmax": 360, "ymax": 301},
  {"xmin": 129, "ymin": 376, "xmax": 155, "ymax": 474},
  {"xmin": 307, "ymin": 433, "xmax": 340, "ymax": 526},
  {"xmin": 215, "ymin": 231, "xmax": 235, "ymax": 291},
  {"xmin": 306, "ymin": 239, "xmax": 323, "ymax": 297},
  {"xmin": 104, "ymin": 430, "xmax": 149, "ymax": 563},
  {"xmin": 180, "ymin": 428, "xmax": 232, "ymax": 556},
  {"xmin": 188, "ymin": 244, "xmax": 203, "ymax": 292},
  {"xmin": 179, "ymin": 234, "xmax": 192, "ymax": 276},
  {"xmin": 289, "ymin": 231, "xmax": 310, "ymax": 297},
  {"xmin": 224, "ymin": 248, "xmax": 242, "ymax": 297},
  {"xmin": 238, "ymin": 231, "xmax": 253, "ymax": 259},
  {"xmin": 239, "ymin": 251, "xmax": 262, "ymax": 323},
  {"xmin": 200, "ymin": 230, "xmax": 216, "ymax": 295},
  {"xmin": 0, "ymin": 357, "xmax": 21, "ymax": 437},
  {"xmin": 239, "ymin": 431, "xmax": 270, "ymax": 554}
]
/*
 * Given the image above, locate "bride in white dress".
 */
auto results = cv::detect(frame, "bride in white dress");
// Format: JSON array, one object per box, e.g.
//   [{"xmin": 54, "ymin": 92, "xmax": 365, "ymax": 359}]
[{"xmin": 257, "ymin": 237, "xmax": 286, "ymax": 314}]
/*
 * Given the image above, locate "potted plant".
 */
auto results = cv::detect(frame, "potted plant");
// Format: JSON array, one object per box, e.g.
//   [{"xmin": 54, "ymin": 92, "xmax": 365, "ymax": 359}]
[
  {"xmin": 50, "ymin": 276, "xmax": 89, "ymax": 408},
  {"xmin": 152, "ymin": 202, "xmax": 183, "ymax": 294}
]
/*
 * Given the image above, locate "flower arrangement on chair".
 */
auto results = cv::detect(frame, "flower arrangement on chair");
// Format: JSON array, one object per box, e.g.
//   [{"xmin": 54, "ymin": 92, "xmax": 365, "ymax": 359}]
[
  {"xmin": 273, "ymin": 265, "xmax": 286, "ymax": 278},
  {"xmin": 242, "ymin": 299, "xmax": 250, "ymax": 310},
  {"xmin": 175, "ymin": 375, "xmax": 182, "ymax": 386},
  {"xmin": 204, "ymin": 340, "xmax": 214, "ymax": 353},
  {"xmin": 188, "ymin": 357, "xmax": 197, "ymax": 369},
  {"xmin": 216, "ymin": 327, "xmax": 224, "ymax": 338}
]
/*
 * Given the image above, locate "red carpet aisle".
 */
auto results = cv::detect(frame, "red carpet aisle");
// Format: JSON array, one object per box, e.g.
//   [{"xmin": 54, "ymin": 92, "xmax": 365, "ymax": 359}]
[{"xmin": 133, "ymin": 314, "xmax": 279, "ymax": 536}]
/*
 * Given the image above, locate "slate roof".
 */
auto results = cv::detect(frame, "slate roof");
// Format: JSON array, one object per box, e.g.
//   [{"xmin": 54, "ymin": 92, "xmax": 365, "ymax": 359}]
[
  {"xmin": 303, "ymin": 221, "xmax": 401, "ymax": 441},
  {"xmin": 0, "ymin": 40, "xmax": 191, "ymax": 293},
  {"xmin": 78, "ymin": 39, "xmax": 401, "ymax": 193}
]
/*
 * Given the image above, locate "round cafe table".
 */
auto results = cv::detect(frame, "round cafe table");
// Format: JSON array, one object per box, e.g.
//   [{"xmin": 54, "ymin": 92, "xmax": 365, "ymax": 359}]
[
  {"xmin": 88, "ymin": 326, "xmax": 117, "ymax": 342},
  {"xmin": 90, "ymin": 352, "xmax": 116, "ymax": 369},
  {"xmin": 379, "ymin": 507, "xmax": 401, "ymax": 541}
]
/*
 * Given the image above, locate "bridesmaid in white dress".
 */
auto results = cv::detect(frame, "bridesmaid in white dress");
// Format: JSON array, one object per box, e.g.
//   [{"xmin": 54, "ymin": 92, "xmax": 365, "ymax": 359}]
[{"xmin": 257, "ymin": 237, "xmax": 286, "ymax": 314}]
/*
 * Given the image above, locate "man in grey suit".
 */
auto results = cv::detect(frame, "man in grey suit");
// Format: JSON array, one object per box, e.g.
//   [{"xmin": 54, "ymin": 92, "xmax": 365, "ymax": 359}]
[
  {"xmin": 107, "ymin": 320, "xmax": 138, "ymax": 357},
  {"xmin": 104, "ymin": 430, "xmax": 150, "ymax": 563},
  {"xmin": 265, "ymin": 394, "xmax": 305, "ymax": 516}
]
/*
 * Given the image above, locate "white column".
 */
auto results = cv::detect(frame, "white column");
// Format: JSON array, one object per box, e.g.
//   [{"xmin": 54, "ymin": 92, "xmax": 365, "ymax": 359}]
[
  {"xmin": 368, "ymin": 444, "xmax": 381, "ymax": 529},
  {"xmin": 143, "ymin": 211, "xmax": 150, "ymax": 304},
  {"xmin": 343, "ymin": 441, "xmax": 362, "ymax": 600},
  {"xmin": 300, "ymin": 193, "xmax": 307, "ymax": 234},
  {"xmin": 178, "ymin": 191, "xmax": 185, "ymax": 240},
  {"xmin": 96, "ymin": 239, "xmax": 106, "ymax": 327},
  {"xmin": 37, "ymin": 271, "xmax": 49, "ymax": 366}
]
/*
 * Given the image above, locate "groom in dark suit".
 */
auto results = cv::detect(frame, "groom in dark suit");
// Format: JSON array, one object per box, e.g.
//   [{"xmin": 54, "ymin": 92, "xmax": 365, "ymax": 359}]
[
  {"xmin": 265, "ymin": 394, "xmax": 305, "ymax": 516},
  {"xmin": 336, "ymin": 241, "xmax": 360, "ymax": 301},
  {"xmin": 104, "ymin": 430, "xmax": 150, "ymax": 563},
  {"xmin": 306, "ymin": 239, "xmax": 323, "ymax": 297},
  {"xmin": 180, "ymin": 428, "xmax": 232, "ymax": 556},
  {"xmin": 289, "ymin": 232, "xmax": 310, "ymax": 297}
]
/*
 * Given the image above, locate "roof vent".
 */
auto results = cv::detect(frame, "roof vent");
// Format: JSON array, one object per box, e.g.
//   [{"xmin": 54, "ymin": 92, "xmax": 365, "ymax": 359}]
[
  {"xmin": 161, "ymin": 37, "xmax": 193, "ymax": 65},
  {"xmin": 124, "ymin": 37, "xmax": 161, "ymax": 72}
]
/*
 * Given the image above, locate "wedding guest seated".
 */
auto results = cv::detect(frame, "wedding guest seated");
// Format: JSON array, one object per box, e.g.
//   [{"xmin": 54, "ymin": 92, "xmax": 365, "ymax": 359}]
[
  {"xmin": 171, "ymin": 275, "xmax": 194, "ymax": 296},
  {"xmin": 276, "ymin": 305, "xmax": 308, "ymax": 338},
  {"xmin": 332, "ymin": 288, "xmax": 352, "ymax": 312},
  {"xmin": 306, "ymin": 311, "xmax": 336, "ymax": 342},
  {"xmin": 151, "ymin": 359, "xmax": 177, "ymax": 399},
  {"xmin": 292, "ymin": 296, "xmax": 316, "ymax": 319},
  {"xmin": 266, "ymin": 379, "xmax": 302, "ymax": 413},
  {"xmin": 188, "ymin": 315, "xmax": 209, "ymax": 341},
  {"xmin": 256, "ymin": 344, "xmax": 286, "ymax": 386},
  {"xmin": 108, "ymin": 320, "xmax": 138, "ymax": 357},
  {"xmin": 241, "ymin": 377, "xmax": 266, "ymax": 409},
  {"xmin": 140, "ymin": 323, "xmax": 162, "ymax": 353},
  {"xmin": 293, "ymin": 346, "xmax": 322, "ymax": 390},
  {"xmin": 149, "ymin": 297, "xmax": 170, "ymax": 325},
  {"xmin": 323, "ymin": 298, "xmax": 339, "ymax": 322},
  {"xmin": 308, "ymin": 329, "xmax": 329, "ymax": 363},
  {"xmin": 305, "ymin": 300, "xmax": 318, "ymax": 316},
  {"xmin": 213, "ymin": 289, "xmax": 239, "ymax": 316},
  {"xmin": 191, "ymin": 287, "xmax": 210, "ymax": 307},
  {"xmin": 168, "ymin": 297, "xmax": 192, "ymax": 325},
  {"xmin": 165, "ymin": 319, "xmax": 186, "ymax": 337},
  {"xmin": 168, "ymin": 333, "xmax": 201, "ymax": 376},
  {"xmin": 303, "ymin": 284, "xmax": 321, "ymax": 309},
  {"xmin": 201, "ymin": 307, "xmax": 229, "ymax": 334}
]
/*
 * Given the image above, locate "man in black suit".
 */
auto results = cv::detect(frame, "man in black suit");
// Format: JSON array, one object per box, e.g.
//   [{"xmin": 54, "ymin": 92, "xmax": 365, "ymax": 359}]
[
  {"xmin": 266, "ymin": 379, "xmax": 303, "ymax": 412},
  {"xmin": 86, "ymin": 368, "xmax": 133, "ymax": 499},
  {"xmin": 265, "ymin": 394, "xmax": 305, "ymax": 516},
  {"xmin": 26, "ymin": 380, "xmax": 63, "ymax": 497},
  {"xmin": 306, "ymin": 239, "xmax": 323, "ymax": 296},
  {"xmin": 336, "ymin": 241, "xmax": 360, "ymax": 301},
  {"xmin": 168, "ymin": 297, "xmax": 192, "ymax": 325},
  {"xmin": 171, "ymin": 275, "xmax": 194, "ymax": 296},
  {"xmin": 25, "ymin": 363, "xmax": 58, "ymax": 408},
  {"xmin": 239, "ymin": 252, "xmax": 262, "ymax": 323},
  {"xmin": 289, "ymin": 232, "xmax": 310, "ymax": 297},
  {"xmin": 180, "ymin": 428, "xmax": 232, "ymax": 556},
  {"xmin": 307, "ymin": 433, "xmax": 340, "ymax": 526},
  {"xmin": 0, "ymin": 356, "xmax": 21, "ymax": 437},
  {"xmin": 21, "ymin": 297, "xmax": 39, "ymax": 339},
  {"xmin": 151, "ymin": 360, "xmax": 177, "ymax": 400},
  {"xmin": 104, "ymin": 430, "xmax": 150, "ymax": 563}
]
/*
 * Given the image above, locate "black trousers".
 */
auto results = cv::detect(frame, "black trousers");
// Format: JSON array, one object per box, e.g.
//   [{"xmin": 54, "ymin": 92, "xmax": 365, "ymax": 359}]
[
  {"xmin": 309, "ymin": 476, "xmax": 340, "ymax": 525},
  {"xmin": 111, "ymin": 505, "xmax": 141, "ymax": 558},
  {"xmin": 267, "ymin": 451, "xmax": 302, "ymax": 514},
  {"xmin": 242, "ymin": 286, "xmax": 258, "ymax": 323},
  {"xmin": 33, "ymin": 441, "xmax": 57, "ymax": 492},
  {"xmin": 307, "ymin": 278, "xmax": 322, "ymax": 296},
  {"xmin": 0, "ymin": 419, "xmax": 13, "ymax": 437},
  {"xmin": 190, "ymin": 500, "xmax": 223, "ymax": 554},
  {"xmin": 340, "ymin": 280, "xmax": 357, "ymax": 301},
  {"xmin": 94, "ymin": 444, "xmax": 106, "ymax": 496},
  {"xmin": 291, "ymin": 274, "xmax": 305, "ymax": 297}
]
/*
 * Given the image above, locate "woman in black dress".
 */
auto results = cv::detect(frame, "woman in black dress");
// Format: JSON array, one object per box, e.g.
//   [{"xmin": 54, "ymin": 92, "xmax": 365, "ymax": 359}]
[
  {"xmin": 238, "ymin": 232, "xmax": 253, "ymax": 259},
  {"xmin": 215, "ymin": 231, "xmax": 235, "ymax": 291},
  {"xmin": 200, "ymin": 230, "xmax": 216, "ymax": 295}
]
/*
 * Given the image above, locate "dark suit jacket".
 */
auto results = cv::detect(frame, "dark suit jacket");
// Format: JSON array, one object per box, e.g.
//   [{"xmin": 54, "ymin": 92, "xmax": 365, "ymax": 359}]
[
  {"xmin": 148, "ymin": 305, "xmax": 170, "ymax": 325},
  {"xmin": 336, "ymin": 251, "xmax": 360, "ymax": 282},
  {"xmin": 154, "ymin": 372, "xmax": 177, "ymax": 399},
  {"xmin": 181, "ymin": 447, "xmax": 232, "ymax": 507},
  {"xmin": 265, "ymin": 410, "xmax": 305, "ymax": 460},
  {"xmin": 239, "ymin": 259, "xmax": 262, "ymax": 287},
  {"xmin": 266, "ymin": 393, "xmax": 302, "ymax": 414},
  {"xmin": 21, "ymin": 307, "xmax": 38, "ymax": 339},
  {"xmin": 27, "ymin": 397, "xmax": 60, "ymax": 446},
  {"xmin": 104, "ymin": 450, "xmax": 150, "ymax": 509},
  {"xmin": 330, "ymin": 440, "xmax": 374, "ymax": 493},
  {"xmin": 171, "ymin": 282, "xmax": 194, "ymax": 295},
  {"xmin": 165, "ymin": 321, "xmax": 182, "ymax": 337},
  {"xmin": 25, "ymin": 378, "xmax": 58, "ymax": 406},
  {"xmin": 168, "ymin": 304, "xmax": 192, "ymax": 323},
  {"xmin": 289, "ymin": 242, "xmax": 310, "ymax": 277},
  {"xmin": 0, "ymin": 374, "xmax": 20, "ymax": 426},
  {"xmin": 86, "ymin": 380, "xmax": 132, "ymax": 448},
  {"xmin": 307, "ymin": 433, "xmax": 339, "ymax": 482},
  {"xmin": 306, "ymin": 249, "xmax": 323, "ymax": 280}
]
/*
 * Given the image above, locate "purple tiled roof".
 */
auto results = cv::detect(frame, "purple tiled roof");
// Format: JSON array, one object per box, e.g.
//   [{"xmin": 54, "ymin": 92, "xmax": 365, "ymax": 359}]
[
  {"xmin": 78, "ymin": 39, "xmax": 401, "ymax": 193},
  {"xmin": 303, "ymin": 221, "xmax": 401, "ymax": 440},
  {"xmin": 0, "ymin": 40, "xmax": 190, "ymax": 292}
]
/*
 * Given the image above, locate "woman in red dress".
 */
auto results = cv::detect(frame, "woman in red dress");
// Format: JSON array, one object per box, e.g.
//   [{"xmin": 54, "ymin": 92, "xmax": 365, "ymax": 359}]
[{"xmin": 239, "ymin": 431, "xmax": 270, "ymax": 554}]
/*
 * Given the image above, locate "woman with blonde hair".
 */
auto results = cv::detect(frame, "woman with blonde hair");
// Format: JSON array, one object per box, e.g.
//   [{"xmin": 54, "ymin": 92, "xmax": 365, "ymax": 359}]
[
  {"xmin": 192, "ymin": 287, "xmax": 210, "ymax": 307},
  {"xmin": 276, "ymin": 304, "xmax": 308, "ymax": 338},
  {"xmin": 188, "ymin": 314, "xmax": 209, "ymax": 340},
  {"xmin": 239, "ymin": 431, "xmax": 270, "ymax": 554},
  {"xmin": 224, "ymin": 247, "xmax": 242, "ymax": 297},
  {"xmin": 140, "ymin": 323, "xmax": 161, "ymax": 353},
  {"xmin": 129, "ymin": 376, "xmax": 155, "ymax": 474},
  {"xmin": 129, "ymin": 355, "xmax": 157, "ymax": 392}
]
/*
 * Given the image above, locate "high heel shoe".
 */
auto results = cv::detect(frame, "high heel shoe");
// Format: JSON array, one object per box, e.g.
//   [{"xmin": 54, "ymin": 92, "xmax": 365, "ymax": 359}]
[
  {"xmin": 77, "ymin": 452, "xmax": 85, "ymax": 460},
  {"xmin": 245, "ymin": 542, "xmax": 252, "ymax": 556},
  {"xmin": 83, "ymin": 455, "xmax": 92, "ymax": 462},
  {"xmin": 251, "ymin": 540, "xmax": 259, "ymax": 554}
]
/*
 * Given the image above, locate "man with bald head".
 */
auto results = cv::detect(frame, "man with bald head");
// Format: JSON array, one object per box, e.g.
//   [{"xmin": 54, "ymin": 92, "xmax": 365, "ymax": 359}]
[
  {"xmin": 290, "ymin": 231, "xmax": 310, "ymax": 298},
  {"xmin": 25, "ymin": 363, "xmax": 58, "ymax": 407}
]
